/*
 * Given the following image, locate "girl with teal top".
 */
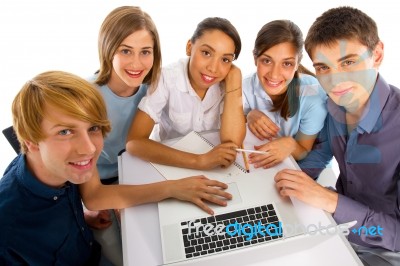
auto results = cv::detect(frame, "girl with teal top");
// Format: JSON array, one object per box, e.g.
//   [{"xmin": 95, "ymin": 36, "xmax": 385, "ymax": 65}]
[{"xmin": 243, "ymin": 20, "xmax": 327, "ymax": 169}]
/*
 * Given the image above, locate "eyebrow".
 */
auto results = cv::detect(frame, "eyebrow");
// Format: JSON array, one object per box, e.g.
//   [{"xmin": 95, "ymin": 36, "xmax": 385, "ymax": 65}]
[
  {"xmin": 313, "ymin": 53, "xmax": 360, "ymax": 68},
  {"xmin": 119, "ymin": 44, "xmax": 153, "ymax": 50},
  {"xmin": 260, "ymin": 54, "xmax": 296, "ymax": 61},
  {"xmin": 201, "ymin": 44, "xmax": 235, "ymax": 58},
  {"xmin": 337, "ymin": 54, "xmax": 359, "ymax": 62},
  {"xmin": 50, "ymin": 123, "xmax": 75, "ymax": 130}
]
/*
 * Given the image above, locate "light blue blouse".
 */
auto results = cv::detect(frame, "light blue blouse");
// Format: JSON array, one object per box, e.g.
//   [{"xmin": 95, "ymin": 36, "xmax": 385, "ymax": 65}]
[
  {"xmin": 89, "ymin": 75, "xmax": 147, "ymax": 179},
  {"xmin": 243, "ymin": 73, "xmax": 327, "ymax": 137}
]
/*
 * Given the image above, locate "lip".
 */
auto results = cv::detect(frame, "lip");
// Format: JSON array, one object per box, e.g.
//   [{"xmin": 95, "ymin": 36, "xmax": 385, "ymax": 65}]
[
  {"xmin": 331, "ymin": 87, "xmax": 352, "ymax": 96},
  {"xmin": 264, "ymin": 77, "xmax": 283, "ymax": 88},
  {"xmin": 69, "ymin": 158, "xmax": 93, "ymax": 170},
  {"xmin": 125, "ymin": 70, "xmax": 143, "ymax": 78},
  {"xmin": 201, "ymin": 73, "xmax": 216, "ymax": 84}
]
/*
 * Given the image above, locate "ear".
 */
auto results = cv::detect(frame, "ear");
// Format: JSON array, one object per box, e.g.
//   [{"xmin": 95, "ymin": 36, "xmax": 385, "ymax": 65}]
[
  {"xmin": 186, "ymin": 40, "xmax": 192, "ymax": 56},
  {"xmin": 373, "ymin": 41, "xmax": 384, "ymax": 68},
  {"xmin": 25, "ymin": 140, "xmax": 40, "ymax": 153}
]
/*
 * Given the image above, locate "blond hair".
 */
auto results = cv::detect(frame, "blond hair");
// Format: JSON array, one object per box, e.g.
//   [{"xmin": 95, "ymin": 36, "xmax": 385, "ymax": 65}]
[{"xmin": 12, "ymin": 71, "xmax": 111, "ymax": 153}]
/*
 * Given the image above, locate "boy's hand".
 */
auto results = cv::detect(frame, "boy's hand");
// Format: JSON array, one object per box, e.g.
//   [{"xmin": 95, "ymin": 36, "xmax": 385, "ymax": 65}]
[{"xmin": 169, "ymin": 176, "xmax": 232, "ymax": 215}]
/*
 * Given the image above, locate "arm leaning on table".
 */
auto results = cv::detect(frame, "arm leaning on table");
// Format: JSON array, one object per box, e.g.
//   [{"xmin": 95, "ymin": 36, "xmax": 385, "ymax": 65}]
[
  {"xmin": 287, "ymin": 121, "xmax": 400, "ymax": 252},
  {"xmin": 79, "ymin": 169, "xmax": 232, "ymax": 215},
  {"xmin": 219, "ymin": 65, "xmax": 246, "ymax": 146}
]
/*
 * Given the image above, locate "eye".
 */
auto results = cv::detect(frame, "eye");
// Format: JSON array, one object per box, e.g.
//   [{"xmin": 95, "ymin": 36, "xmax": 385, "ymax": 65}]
[
  {"xmin": 314, "ymin": 65, "xmax": 329, "ymax": 74},
  {"xmin": 58, "ymin": 129, "xmax": 72, "ymax": 136},
  {"xmin": 284, "ymin": 61, "xmax": 294, "ymax": 67},
  {"xmin": 201, "ymin": 50, "xmax": 211, "ymax": 57},
  {"xmin": 262, "ymin": 58, "xmax": 271, "ymax": 65},
  {"xmin": 222, "ymin": 57, "xmax": 232, "ymax": 64},
  {"xmin": 120, "ymin": 49, "xmax": 131, "ymax": 55},
  {"xmin": 89, "ymin": 126, "xmax": 101, "ymax": 133},
  {"xmin": 141, "ymin": 50, "xmax": 152, "ymax": 56},
  {"xmin": 342, "ymin": 60, "xmax": 356, "ymax": 67}
]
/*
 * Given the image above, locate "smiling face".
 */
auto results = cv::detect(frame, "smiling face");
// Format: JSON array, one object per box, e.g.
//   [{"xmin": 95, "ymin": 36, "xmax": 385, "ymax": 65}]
[
  {"xmin": 25, "ymin": 105, "xmax": 104, "ymax": 188},
  {"xmin": 255, "ymin": 42, "xmax": 299, "ymax": 100},
  {"xmin": 109, "ymin": 29, "xmax": 154, "ymax": 94},
  {"xmin": 186, "ymin": 29, "xmax": 235, "ymax": 94},
  {"xmin": 311, "ymin": 39, "xmax": 383, "ymax": 113}
]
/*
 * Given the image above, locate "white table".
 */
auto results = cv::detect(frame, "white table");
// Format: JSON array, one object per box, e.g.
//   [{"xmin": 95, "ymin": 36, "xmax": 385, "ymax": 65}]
[{"xmin": 118, "ymin": 150, "xmax": 362, "ymax": 266}]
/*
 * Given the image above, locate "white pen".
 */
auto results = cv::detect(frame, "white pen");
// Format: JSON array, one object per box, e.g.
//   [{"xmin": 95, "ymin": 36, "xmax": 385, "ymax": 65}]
[{"xmin": 235, "ymin": 148, "xmax": 268, "ymax": 154}]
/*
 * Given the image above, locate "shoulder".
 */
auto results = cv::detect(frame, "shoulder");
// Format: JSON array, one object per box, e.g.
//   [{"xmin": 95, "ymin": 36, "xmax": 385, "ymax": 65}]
[
  {"xmin": 298, "ymin": 74, "xmax": 327, "ymax": 99},
  {"xmin": 157, "ymin": 58, "xmax": 190, "ymax": 93},
  {"xmin": 298, "ymin": 73, "xmax": 320, "ymax": 87},
  {"xmin": 161, "ymin": 58, "xmax": 188, "ymax": 78},
  {"xmin": 0, "ymin": 155, "xmax": 24, "ymax": 207},
  {"xmin": 242, "ymin": 72, "xmax": 259, "ymax": 93},
  {"xmin": 389, "ymin": 84, "xmax": 400, "ymax": 103}
]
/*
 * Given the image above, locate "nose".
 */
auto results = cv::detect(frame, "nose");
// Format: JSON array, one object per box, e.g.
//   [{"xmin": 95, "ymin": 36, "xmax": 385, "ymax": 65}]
[
  {"xmin": 270, "ymin": 64, "xmax": 280, "ymax": 79},
  {"xmin": 129, "ymin": 54, "xmax": 142, "ymax": 69},
  {"xmin": 76, "ymin": 132, "xmax": 96, "ymax": 155},
  {"xmin": 206, "ymin": 57, "xmax": 219, "ymax": 74}
]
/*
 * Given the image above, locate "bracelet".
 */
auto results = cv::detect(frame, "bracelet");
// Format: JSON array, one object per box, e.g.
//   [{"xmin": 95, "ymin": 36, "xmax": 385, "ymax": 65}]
[{"xmin": 224, "ymin": 86, "xmax": 241, "ymax": 94}]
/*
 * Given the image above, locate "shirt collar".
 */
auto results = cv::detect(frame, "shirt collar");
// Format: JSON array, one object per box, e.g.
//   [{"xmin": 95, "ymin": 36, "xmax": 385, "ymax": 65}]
[
  {"xmin": 17, "ymin": 154, "xmax": 70, "ymax": 200},
  {"xmin": 357, "ymin": 74, "xmax": 390, "ymax": 133},
  {"xmin": 327, "ymin": 74, "xmax": 390, "ymax": 133},
  {"xmin": 253, "ymin": 73, "xmax": 273, "ymax": 103}
]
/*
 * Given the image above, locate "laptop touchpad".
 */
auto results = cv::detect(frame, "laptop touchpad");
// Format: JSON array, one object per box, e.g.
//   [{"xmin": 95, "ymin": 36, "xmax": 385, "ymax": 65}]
[
  {"xmin": 226, "ymin": 182, "xmax": 242, "ymax": 206},
  {"xmin": 207, "ymin": 182, "xmax": 243, "ymax": 209}
]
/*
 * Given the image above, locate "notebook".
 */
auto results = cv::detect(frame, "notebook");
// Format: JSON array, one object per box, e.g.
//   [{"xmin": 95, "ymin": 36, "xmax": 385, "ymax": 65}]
[
  {"xmin": 150, "ymin": 131, "xmax": 249, "ymax": 180},
  {"xmin": 150, "ymin": 128, "xmax": 298, "ymax": 181}
]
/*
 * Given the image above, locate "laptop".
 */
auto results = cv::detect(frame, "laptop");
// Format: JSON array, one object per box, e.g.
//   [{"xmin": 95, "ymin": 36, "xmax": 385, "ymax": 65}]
[{"xmin": 158, "ymin": 169, "xmax": 306, "ymax": 265}]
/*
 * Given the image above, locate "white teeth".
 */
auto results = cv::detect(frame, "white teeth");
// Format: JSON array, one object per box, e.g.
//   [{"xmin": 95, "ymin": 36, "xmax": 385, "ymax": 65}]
[
  {"xmin": 268, "ymin": 80, "xmax": 280, "ymax": 85},
  {"xmin": 72, "ymin": 160, "xmax": 90, "ymax": 166},
  {"xmin": 203, "ymin": 75, "xmax": 214, "ymax": 81},
  {"xmin": 127, "ymin": 70, "xmax": 140, "ymax": 75}
]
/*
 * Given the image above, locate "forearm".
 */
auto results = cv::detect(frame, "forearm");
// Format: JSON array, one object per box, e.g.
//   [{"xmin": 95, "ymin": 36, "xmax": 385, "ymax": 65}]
[
  {"xmin": 220, "ymin": 90, "xmax": 245, "ymax": 146},
  {"xmin": 81, "ymin": 181, "xmax": 174, "ymax": 210},
  {"xmin": 334, "ymin": 194, "xmax": 400, "ymax": 251},
  {"xmin": 126, "ymin": 138, "xmax": 200, "ymax": 169},
  {"xmin": 298, "ymin": 129, "xmax": 332, "ymax": 179},
  {"xmin": 291, "ymin": 140, "xmax": 310, "ymax": 160}
]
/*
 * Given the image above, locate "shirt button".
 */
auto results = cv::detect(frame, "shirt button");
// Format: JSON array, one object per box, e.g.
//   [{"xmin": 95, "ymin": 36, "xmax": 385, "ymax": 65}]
[
  {"xmin": 53, "ymin": 196, "xmax": 58, "ymax": 200},
  {"xmin": 81, "ymin": 227, "xmax": 85, "ymax": 231},
  {"xmin": 348, "ymin": 181, "xmax": 353, "ymax": 185},
  {"xmin": 90, "ymin": 242, "xmax": 93, "ymax": 246}
]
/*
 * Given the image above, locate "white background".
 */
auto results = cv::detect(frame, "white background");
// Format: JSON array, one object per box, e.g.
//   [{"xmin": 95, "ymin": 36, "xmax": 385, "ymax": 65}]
[{"xmin": 0, "ymin": 0, "xmax": 399, "ymax": 174}]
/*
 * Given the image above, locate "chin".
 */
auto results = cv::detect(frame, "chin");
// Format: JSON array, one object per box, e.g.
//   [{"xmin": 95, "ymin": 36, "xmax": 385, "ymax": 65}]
[{"xmin": 71, "ymin": 173, "xmax": 93, "ymax": 184}]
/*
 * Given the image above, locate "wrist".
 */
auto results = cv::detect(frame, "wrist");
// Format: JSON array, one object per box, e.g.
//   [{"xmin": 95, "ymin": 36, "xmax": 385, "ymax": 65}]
[
  {"xmin": 325, "ymin": 189, "xmax": 339, "ymax": 213},
  {"xmin": 224, "ymin": 86, "xmax": 241, "ymax": 95},
  {"xmin": 163, "ymin": 180, "xmax": 175, "ymax": 199}
]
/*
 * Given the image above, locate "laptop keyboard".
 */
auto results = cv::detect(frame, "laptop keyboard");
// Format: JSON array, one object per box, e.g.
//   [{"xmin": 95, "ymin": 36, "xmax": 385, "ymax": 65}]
[{"xmin": 180, "ymin": 204, "xmax": 283, "ymax": 259}]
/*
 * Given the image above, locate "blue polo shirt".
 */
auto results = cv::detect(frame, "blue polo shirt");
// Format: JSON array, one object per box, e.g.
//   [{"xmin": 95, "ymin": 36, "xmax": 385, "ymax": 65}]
[{"xmin": 0, "ymin": 155, "xmax": 99, "ymax": 265}]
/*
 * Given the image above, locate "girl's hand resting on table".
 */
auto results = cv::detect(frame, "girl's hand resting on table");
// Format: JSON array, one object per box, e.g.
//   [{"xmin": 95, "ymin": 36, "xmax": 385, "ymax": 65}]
[
  {"xmin": 249, "ymin": 137, "xmax": 296, "ymax": 168},
  {"xmin": 197, "ymin": 142, "xmax": 238, "ymax": 170}
]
